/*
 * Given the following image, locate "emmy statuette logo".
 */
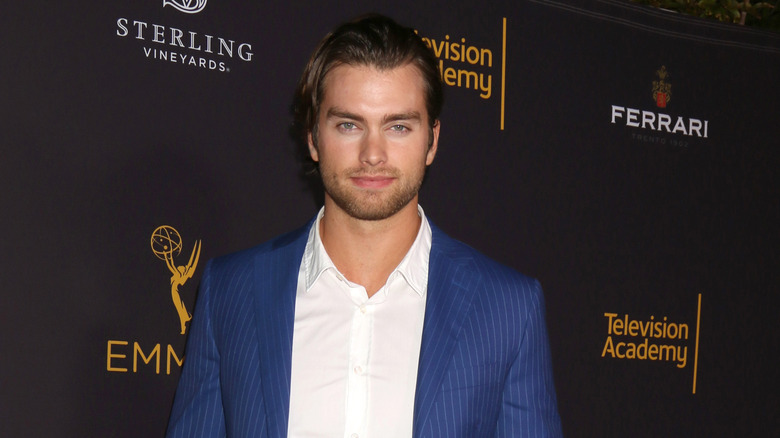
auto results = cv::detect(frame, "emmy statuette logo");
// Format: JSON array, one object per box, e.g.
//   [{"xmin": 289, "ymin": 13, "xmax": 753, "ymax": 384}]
[
  {"xmin": 652, "ymin": 66, "xmax": 672, "ymax": 108},
  {"xmin": 151, "ymin": 226, "xmax": 201, "ymax": 334},
  {"xmin": 163, "ymin": 0, "xmax": 208, "ymax": 14},
  {"xmin": 104, "ymin": 226, "xmax": 199, "ymax": 374}
]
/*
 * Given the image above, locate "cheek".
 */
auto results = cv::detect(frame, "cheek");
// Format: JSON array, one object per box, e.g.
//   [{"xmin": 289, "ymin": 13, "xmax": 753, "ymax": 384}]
[
  {"xmin": 400, "ymin": 150, "xmax": 432, "ymax": 176},
  {"xmin": 314, "ymin": 145, "xmax": 350, "ymax": 174}
]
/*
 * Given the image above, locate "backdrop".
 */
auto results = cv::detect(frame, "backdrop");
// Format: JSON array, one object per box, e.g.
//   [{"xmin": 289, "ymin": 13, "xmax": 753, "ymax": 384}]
[{"xmin": 2, "ymin": 0, "xmax": 779, "ymax": 436}]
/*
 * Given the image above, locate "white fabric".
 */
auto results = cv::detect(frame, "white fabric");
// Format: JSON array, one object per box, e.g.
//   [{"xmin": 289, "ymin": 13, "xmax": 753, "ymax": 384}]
[{"xmin": 287, "ymin": 206, "xmax": 431, "ymax": 438}]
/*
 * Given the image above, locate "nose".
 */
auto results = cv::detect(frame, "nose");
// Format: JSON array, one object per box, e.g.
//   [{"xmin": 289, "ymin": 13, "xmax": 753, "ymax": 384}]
[{"xmin": 359, "ymin": 130, "xmax": 387, "ymax": 166}]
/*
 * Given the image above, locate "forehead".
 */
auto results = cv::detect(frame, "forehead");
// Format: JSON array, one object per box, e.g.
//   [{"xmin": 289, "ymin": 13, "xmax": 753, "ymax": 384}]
[{"xmin": 319, "ymin": 63, "xmax": 427, "ymax": 114}]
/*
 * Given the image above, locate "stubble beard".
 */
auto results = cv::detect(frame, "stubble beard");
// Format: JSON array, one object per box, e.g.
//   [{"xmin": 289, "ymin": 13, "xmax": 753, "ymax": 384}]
[{"xmin": 321, "ymin": 166, "xmax": 425, "ymax": 221}]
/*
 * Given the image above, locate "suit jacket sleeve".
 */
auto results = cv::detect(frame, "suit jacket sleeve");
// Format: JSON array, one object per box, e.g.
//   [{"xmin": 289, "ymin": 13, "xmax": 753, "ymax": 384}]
[
  {"xmin": 166, "ymin": 260, "xmax": 228, "ymax": 437},
  {"xmin": 495, "ymin": 280, "xmax": 562, "ymax": 437}
]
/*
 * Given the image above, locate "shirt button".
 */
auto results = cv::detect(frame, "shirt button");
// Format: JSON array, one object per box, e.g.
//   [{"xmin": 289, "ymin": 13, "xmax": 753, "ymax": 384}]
[
  {"xmin": 351, "ymin": 434, "xmax": 359, "ymax": 438},
  {"xmin": 359, "ymin": 305, "xmax": 367, "ymax": 314},
  {"xmin": 353, "ymin": 365, "xmax": 362, "ymax": 374}
]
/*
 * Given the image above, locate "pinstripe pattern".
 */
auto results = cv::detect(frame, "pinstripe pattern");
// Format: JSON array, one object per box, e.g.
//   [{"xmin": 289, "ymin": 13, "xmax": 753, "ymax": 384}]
[
  {"xmin": 415, "ymin": 233, "xmax": 562, "ymax": 437},
  {"xmin": 166, "ymin": 220, "xmax": 562, "ymax": 437}
]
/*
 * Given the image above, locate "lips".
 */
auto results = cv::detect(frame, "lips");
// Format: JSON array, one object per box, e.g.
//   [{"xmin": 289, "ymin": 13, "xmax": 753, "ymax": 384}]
[{"xmin": 350, "ymin": 175, "xmax": 395, "ymax": 189}]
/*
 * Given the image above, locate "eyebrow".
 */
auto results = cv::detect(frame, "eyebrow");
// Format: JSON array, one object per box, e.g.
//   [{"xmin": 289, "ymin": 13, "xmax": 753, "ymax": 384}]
[{"xmin": 325, "ymin": 107, "xmax": 422, "ymax": 125}]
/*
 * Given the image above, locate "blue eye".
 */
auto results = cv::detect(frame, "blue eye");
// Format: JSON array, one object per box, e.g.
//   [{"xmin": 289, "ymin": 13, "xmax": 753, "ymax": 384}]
[{"xmin": 339, "ymin": 122, "xmax": 356, "ymax": 130}]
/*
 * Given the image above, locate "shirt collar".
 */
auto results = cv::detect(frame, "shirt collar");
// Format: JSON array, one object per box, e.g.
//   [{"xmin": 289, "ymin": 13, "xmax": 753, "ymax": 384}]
[{"xmin": 302, "ymin": 205, "xmax": 432, "ymax": 297}]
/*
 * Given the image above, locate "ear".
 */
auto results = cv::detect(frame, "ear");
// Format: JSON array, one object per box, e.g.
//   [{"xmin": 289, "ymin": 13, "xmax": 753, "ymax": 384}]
[
  {"xmin": 307, "ymin": 132, "xmax": 319, "ymax": 162},
  {"xmin": 425, "ymin": 120, "xmax": 440, "ymax": 166}
]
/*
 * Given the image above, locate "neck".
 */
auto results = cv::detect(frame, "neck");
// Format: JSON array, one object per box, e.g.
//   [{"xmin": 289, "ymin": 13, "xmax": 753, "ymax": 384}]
[{"xmin": 319, "ymin": 198, "xmax": 422, "ymax": 297}]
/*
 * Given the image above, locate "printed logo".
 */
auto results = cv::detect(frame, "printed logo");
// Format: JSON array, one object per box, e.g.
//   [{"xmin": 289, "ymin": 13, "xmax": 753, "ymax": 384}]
[
  {"xmin": 601, "ymin": 294, "xmax": 703, "ymax": 394},
  {"xmin": 610, "ymin": 65, "xmax": 710, "ymax": 146},
  {"xmin": 151, "ymin": 225, "xmax": 201, "ymax": 334},
  {"xmin": 416, "ymin": 18, "xmax": 508, "ymax": 130},
  {"xmin": 652, "ymin": 66, "xmax": 672, "ymax": 108},
  {"xmin": 116, "ymin": 0, "xmax": 254, "ymax": 73},
  {"xmin": 163, "ymin": 0, "xmax": 207, "ymax": 14}
]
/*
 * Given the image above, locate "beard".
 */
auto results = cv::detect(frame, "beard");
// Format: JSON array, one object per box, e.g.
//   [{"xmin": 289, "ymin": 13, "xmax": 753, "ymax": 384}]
[{"xmin": 320, "ymin": 165, "xmax": 426, "ymax": 221}]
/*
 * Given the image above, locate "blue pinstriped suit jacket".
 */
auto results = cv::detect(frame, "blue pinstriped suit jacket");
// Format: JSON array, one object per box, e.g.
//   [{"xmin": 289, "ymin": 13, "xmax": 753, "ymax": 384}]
[{"xmin": 166, "ymin": 219, "xmax": 562, "ymax": 437}]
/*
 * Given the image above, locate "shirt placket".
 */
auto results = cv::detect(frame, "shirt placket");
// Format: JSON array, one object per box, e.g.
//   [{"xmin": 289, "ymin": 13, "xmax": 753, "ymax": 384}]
[{"xmin": 344, "ymin": 295, "xmax": 371, "ymax": 438}]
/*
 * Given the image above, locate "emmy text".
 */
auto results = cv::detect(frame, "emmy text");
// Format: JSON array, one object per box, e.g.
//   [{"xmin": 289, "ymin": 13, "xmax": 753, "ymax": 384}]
[{"xmin": 106, "ymin": 340, "xmax": 184, "ymax": 375}]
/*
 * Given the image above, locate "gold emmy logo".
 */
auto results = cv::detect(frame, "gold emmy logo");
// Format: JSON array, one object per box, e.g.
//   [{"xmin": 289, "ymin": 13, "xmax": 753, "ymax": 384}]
[
  {"xmin": 151, "ymin": 226, "xmax": 201, "ymax": 334},
  {"xmin": 652, "ymin": 66, "xmax": 672, "ymax": 108}
]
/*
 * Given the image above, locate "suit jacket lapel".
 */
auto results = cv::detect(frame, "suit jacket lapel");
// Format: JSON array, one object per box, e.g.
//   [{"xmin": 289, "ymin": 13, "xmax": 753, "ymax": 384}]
[
  {"xmin": 413, "ymin": 225, "xmax": 480, "ymax": 436},
  {"xmin": 252, "ymin": 224, "xmax": 311, "ymax": 438}
]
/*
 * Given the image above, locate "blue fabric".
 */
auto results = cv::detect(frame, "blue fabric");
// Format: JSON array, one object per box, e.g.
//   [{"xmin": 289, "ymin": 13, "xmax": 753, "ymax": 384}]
[{"xmin": 166, "ymin": 219, "xmax": 562, "ymax": 437}]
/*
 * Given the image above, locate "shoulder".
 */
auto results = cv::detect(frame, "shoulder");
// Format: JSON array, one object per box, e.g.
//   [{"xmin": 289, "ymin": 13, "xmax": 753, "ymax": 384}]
[
  {"xmin": 430, "ymin": 222, "xmax": 543, "ymax": 303},
  {"xmin": 204, "ymin": 220, "xmax": 313, "ymax": 281}
]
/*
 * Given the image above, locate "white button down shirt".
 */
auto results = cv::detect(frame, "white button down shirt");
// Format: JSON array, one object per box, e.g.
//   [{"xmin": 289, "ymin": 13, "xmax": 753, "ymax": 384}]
[{"xmin": 287, "ymin": 206, "xmax": 432, "ymax": 438}]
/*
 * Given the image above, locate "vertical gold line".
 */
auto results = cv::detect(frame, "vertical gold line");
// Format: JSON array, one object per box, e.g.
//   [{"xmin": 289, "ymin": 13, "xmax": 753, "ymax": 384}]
[
  {"xmin": 693, "ymin": 293, "xmax": 702, "ymax": 394},
  {"xmin": 501, "ymin": 17, "xmax": 507, "ymax": 131}
]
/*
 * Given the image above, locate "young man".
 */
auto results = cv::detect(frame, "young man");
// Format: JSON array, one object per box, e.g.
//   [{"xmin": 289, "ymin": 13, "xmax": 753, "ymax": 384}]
[{"xmin": 167, "ymin": 14, "xmax": 562, "ymax": 438}]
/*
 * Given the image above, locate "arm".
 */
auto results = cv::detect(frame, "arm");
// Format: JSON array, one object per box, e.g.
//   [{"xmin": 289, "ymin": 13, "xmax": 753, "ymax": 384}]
[
  {"xmin": 166, "ymin": 260, "xmax": 227, "ymax": 437},
  {"xmin": 496, "ymin": 281, "xmax": 563, "ymax": 437}
]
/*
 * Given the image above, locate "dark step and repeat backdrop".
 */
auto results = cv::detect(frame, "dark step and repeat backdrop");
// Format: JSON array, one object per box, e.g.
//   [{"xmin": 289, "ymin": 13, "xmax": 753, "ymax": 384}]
[{"xmin": 2, "ymin": 0, "xmax": 778, "ymax": 436}]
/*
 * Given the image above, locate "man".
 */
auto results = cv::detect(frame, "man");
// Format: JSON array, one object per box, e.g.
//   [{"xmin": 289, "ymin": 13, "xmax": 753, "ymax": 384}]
[{"xmin": 167, "ymin": 14, "xmax": 562, "ymax": 438}]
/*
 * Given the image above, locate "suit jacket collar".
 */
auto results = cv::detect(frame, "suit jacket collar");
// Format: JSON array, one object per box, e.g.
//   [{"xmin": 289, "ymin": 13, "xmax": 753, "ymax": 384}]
[{"xmin": 250, "ymin": 218, "xmax": 478, "ymax": 438}]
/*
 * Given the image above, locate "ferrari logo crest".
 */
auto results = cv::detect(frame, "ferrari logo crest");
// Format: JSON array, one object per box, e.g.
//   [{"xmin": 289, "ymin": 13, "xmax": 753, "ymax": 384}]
[{"xmin": 652, "ymin": 66, "xmax": 672, "ymax": 108}]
